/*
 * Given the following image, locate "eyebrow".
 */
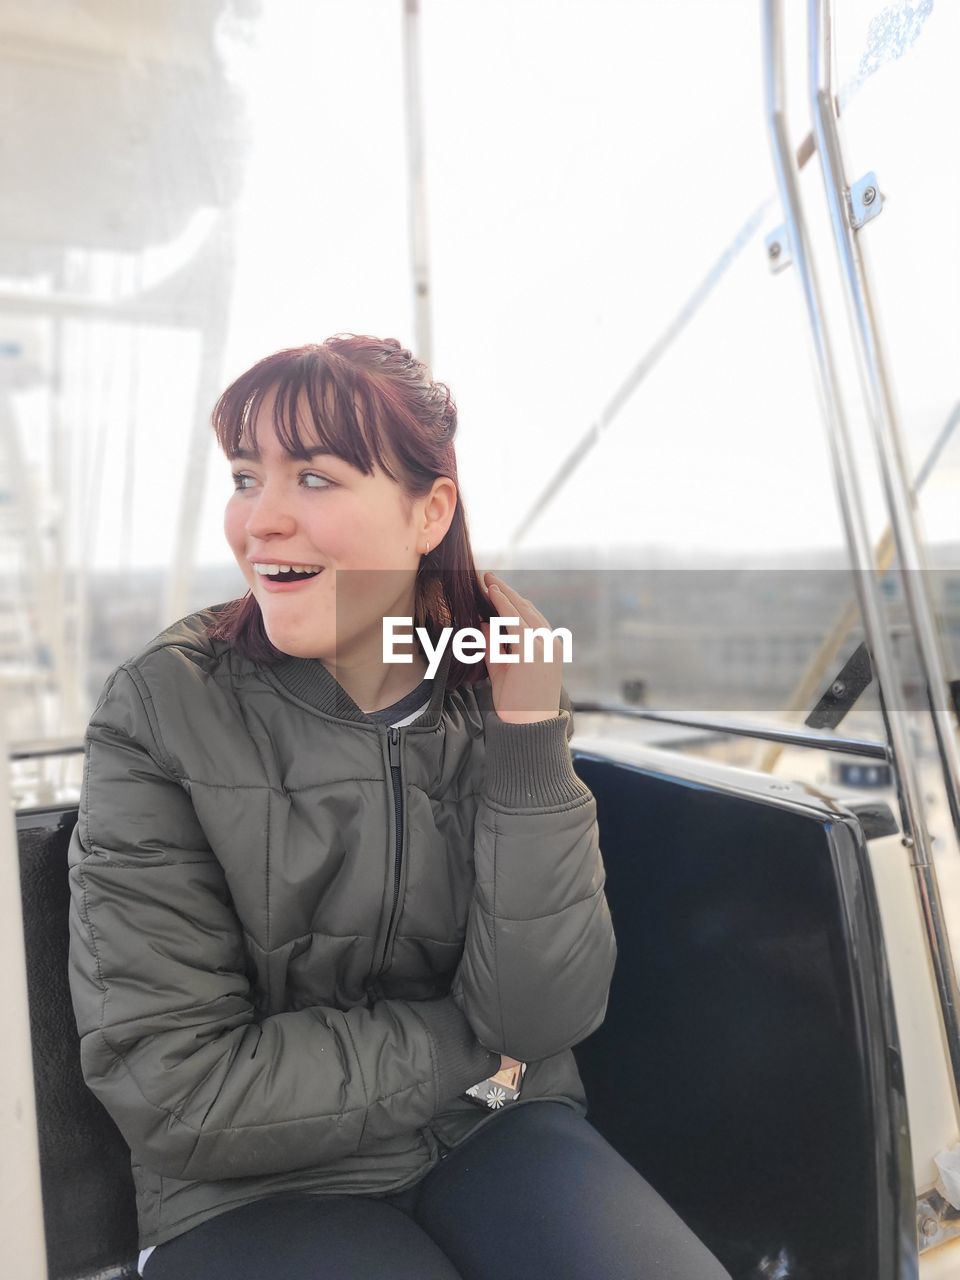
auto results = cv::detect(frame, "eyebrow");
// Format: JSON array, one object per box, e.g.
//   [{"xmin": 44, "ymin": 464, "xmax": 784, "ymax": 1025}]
[{"xmin": 233, "ymin": 446, "xmax": 337, "ymax": 461}]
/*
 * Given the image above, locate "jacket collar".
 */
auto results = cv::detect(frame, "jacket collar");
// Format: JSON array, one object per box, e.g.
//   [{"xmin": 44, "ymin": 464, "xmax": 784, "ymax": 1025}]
[{"xmin": 268, "ymin": 644, "xmax": 453, "ymax": 729}]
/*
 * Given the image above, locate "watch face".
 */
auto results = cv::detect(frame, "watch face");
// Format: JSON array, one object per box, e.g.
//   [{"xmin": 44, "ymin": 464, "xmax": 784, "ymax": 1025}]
[{"xmin": 464, "ymin": 1061, "xmax": 527, "ymax": 1109}]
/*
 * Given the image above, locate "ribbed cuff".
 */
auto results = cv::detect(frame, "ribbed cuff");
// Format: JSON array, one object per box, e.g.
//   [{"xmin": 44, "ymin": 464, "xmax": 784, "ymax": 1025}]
[
  {"xmin": 409, "ymin": 998, "xmax": 500, "ymax": 1102},
  {"xmin": 483, "ymin": 710, "xmax": 590, "ymax": 809}
]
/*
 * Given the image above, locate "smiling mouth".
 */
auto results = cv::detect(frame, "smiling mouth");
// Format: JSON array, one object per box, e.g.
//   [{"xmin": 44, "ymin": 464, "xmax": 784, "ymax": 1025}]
[{"xmin": 254, "ymin": 565, "xmax": 325, "ymax": 583}]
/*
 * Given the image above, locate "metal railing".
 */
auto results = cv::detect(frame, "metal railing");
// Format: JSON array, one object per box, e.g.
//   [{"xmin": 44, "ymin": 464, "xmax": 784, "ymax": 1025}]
[
  {"xmin": 574, "ymin": 700, "xmax": 889, "ymax": 760},
  {"xmin": 762, "ymin": 0, "xmax": 960, "ymax": 1155}
]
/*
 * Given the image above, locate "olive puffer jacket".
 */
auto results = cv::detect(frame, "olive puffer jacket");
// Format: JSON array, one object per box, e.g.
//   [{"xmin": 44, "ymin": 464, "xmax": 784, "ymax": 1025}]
[{"xmin": 68, "ymin": 605, "xmax": 618, "ymax": 1250}]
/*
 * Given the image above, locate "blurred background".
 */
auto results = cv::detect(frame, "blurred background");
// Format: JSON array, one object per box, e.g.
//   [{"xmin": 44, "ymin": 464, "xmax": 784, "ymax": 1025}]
[{"xmin": 2, "ymin": 0, "xmax": 958, "ymax": 811}]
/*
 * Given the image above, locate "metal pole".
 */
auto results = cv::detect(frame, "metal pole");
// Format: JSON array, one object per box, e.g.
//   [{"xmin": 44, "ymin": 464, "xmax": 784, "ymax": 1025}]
[
  {"xmin": 402, "ymin": 0, "xmax": 433, "ymax": 368},
  {"xmin": 163, "ymin": 212, "xmax": 235, "ymax": 629},
  {"xmin": 762, "ymin": 0, "xmax": 960, "ymax": 1104},
  {"xmin": 809, "ymin": 0, "xmax": 960, "ymax": 843},
  {"xmin": 575, "ymin": 702, "xmax": 889, "ymax": 759}
]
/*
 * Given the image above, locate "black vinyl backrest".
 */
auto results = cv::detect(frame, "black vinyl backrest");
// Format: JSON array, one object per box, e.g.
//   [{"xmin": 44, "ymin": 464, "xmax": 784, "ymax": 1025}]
[
  {"xmin": 17, "ymin": 806, "xmax": 138, "ymax": 1280},
  {"xmin": 570, "ymin": 750, "xmax": 913, "ymax": 1280}
]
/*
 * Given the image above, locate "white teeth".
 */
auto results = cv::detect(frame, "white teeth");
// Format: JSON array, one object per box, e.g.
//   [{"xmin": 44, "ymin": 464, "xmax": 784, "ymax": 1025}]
[{"xmin": 253, "ymin": 563, "xmax": 322, "ymax": 576}]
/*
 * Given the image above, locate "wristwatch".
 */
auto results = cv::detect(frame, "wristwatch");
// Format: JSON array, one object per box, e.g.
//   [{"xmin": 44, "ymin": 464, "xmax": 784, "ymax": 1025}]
[{"xmin": 463, "ymin": 1060, "xmax": 527, "ymax": 1110}]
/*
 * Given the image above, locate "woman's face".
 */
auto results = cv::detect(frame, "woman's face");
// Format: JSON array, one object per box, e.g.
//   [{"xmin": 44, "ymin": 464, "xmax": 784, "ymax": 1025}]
[{"xmin": 223, "ymin": 394, "xmax": 438, "ymax": 664}]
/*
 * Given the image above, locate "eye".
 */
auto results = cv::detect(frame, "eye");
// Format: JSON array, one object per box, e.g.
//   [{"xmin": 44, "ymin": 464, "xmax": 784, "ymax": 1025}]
[{"xmin": 229, "ymin": 471, "xmax": 333, "ymax": 491}]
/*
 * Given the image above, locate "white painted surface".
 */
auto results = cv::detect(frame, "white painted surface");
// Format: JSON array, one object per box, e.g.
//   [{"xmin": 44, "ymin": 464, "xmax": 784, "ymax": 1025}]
[
  {"xmin": 0, "ymin": 695, "xmax": 48, "ymax": 1277},
  {"xmin": 867, "ymin": 832, "xmax": 960, "ymax": 1191},
  {"xmin": 921, "ymin": 1236, "xmax": 960, "ymax": 1279}
]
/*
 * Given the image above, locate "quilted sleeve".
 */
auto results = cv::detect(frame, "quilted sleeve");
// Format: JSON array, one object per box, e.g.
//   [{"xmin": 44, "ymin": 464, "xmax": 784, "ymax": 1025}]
[
  {"xmin": 452, "ymin": 685, "xmax": 617, "ymax": 1061},
  {"xmin": 68, "ymin": 664, "xmax": 498, "ymax": 1183}
]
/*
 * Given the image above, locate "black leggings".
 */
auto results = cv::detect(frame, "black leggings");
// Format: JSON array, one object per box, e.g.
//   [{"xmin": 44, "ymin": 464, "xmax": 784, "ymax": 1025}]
[{"xmin": 143, "ymin": 1101, "xmax": 730, "ymax": 1279}]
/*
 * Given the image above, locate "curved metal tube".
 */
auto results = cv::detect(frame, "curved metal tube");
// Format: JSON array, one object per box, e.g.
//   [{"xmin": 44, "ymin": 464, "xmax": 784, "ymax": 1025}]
[
  {"xmin": 809, "ymin": 0, "xmax": 960, "ymax": 843},
  {"xmin": 575, "ymin": 701, "xmax": 890, "ymax": 759},
  {"xmin": 402, "ymin": 0, "xmax": 433, "ymax": 367},
  {"xmin": 762, "ymin": 0, "xmax": 960, "ymax": 1108}
]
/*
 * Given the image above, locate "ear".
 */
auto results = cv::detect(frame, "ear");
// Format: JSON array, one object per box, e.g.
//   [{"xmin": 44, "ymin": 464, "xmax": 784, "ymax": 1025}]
[{"xmin": 422, "ymin": 476, "xmax": 458, "ymax": 544}]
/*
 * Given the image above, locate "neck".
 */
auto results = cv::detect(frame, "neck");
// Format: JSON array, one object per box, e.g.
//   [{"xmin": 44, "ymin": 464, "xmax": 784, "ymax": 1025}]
[
  {"xmin": 319, "ymin": 581, "xmax": 428, "ymax": 713},
  {"xmin": 324, "ymin": 649, "xmax": 429, "ymax": 715},
  {"xmin": 269, "ymin": 639, "xmax": 451, "ymax": 725}
]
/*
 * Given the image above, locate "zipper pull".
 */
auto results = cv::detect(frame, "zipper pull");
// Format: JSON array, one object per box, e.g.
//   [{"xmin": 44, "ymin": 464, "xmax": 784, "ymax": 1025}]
[{"xmin": 388, "ymin": 726, "xmax": 401, "ymax": 768}]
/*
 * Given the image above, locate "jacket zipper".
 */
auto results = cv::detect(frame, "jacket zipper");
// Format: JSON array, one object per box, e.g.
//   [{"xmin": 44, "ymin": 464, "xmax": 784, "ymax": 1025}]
[{"xmin": 370, "ymin": 726, "xmax": 404, "ymax": 989}]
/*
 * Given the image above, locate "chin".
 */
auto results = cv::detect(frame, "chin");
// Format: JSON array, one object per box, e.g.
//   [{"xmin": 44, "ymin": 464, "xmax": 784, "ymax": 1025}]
[{"xmin": 261, "ymin": 616, "xmax": 332, "ymax": 661}]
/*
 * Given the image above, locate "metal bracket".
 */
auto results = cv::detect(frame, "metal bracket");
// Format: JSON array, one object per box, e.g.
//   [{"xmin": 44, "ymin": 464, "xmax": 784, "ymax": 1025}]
[
  {"xmin": 848, "ymin": 171, "xmax": 884, "ymax": 230},
  {"xmin": 765, "ymin": 224, "xmax": 792, "ymax": 273},
  {"xmin": 805, "ymin": 641, "xmax": 874, "ymax": 730},
  {"xmin": 917, "ymin": 1187, "xmax": 960, "ymax": 1253}
]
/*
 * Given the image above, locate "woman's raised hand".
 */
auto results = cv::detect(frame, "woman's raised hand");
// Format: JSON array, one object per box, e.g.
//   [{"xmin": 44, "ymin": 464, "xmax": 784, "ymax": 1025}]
[{"xmin": 478, "ymin": 571, "xmax": 563, "ymax": 725}]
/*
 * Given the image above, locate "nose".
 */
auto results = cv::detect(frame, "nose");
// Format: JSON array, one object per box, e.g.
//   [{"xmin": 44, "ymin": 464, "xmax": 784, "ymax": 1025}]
[{"xmin": 245, "ymin": 479, "xmax": 296, "ymax": 540}]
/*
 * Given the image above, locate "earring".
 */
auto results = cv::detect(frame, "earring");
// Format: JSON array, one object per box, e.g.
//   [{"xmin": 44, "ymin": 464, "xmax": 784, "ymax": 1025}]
[{"xmin": 425, "ymin": 540, "xmax": 431, "ymax": 553}]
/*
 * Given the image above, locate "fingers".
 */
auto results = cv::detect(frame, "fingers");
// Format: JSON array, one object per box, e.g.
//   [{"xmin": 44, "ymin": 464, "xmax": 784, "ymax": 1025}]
[
  {"xmin": 483, "ymin": 573, "xmax": 548, "ymax": 628},
  {"xmin": 486, "ymin": 580, "xmax": 533, "ymax": 648},
  {"xmin": 481, "ymin": 575, "xmax": 564, "ymax": 666}
]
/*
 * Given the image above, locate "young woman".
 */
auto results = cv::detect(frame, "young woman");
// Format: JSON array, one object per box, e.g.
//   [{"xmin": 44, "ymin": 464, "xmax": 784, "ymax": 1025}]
[{"xmin": 68, "ymin": 336, "xmax": 730, "ymax": 1279}]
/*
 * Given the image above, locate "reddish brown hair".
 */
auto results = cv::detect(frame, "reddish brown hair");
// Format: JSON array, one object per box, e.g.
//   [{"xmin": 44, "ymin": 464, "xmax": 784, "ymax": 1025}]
[{"xmin": 206, "ymin": 334, "xmax": 494, "ymax": 690}]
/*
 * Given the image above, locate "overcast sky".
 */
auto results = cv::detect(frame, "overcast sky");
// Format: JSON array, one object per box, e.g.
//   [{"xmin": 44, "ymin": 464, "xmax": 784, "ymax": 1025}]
[{"xmin": 25, "ymin": 0, "xmax": 957, "ymax": 572}]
